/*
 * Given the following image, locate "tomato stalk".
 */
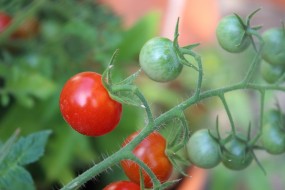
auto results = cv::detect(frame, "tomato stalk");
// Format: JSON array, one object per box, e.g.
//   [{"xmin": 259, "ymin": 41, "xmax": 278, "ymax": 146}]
[
  {"xmin": 60, "ymin": 10, "xmax": 285, "ymax": 189},
  {"xmin": 60, "ymin": 78, "xmax": 285, "ymax": 189}
]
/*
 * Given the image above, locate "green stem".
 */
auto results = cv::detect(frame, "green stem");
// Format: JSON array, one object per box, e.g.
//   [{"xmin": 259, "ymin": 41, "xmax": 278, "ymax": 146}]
[
  {"xmin": 60, "ymin": 148, "xmax": 127, "ymax": 190},
  {"xmin": 60, "ymin": 79, "xmax": 285, "ymax": 189},
  {"xmin": 61, "ymin": 126, "xmax": 154, "ymax": 190},
  {"xmin": 259, "ymin": 90, "xmax": 265, "ymax": 134},
  {"xmin": 134, "ymin": 88, "xmax": 155, "ymax": 126},
  {"xmin": 128, "ymin": 154, "xmax": 161, "ymax": 188},
  {"xmin": 219, "ymin": 94, "xmax": 236, "ymax": 135},
  {"xmin": 242, "ymin": 43, "xmax": 263, "ymax": 84}
]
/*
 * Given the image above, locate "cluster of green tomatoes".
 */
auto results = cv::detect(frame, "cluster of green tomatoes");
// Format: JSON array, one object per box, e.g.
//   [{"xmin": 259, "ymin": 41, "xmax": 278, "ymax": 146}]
[
  {"xmin": 187, "ymin": 108, "xmax": 285, "ymax": 171},
  {"xmin": 216, "ymin": 11, "xmax": 285, "ymax": 84},
  {"xmin": 187, "ymin": 12, "xmax": 285, "ymax": 170},
  {"xmin": 59, "ymin": 9, "xmax": 285, "ymax": 190}
]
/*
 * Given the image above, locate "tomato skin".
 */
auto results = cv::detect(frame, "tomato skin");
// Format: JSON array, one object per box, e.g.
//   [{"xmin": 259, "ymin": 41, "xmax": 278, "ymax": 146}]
[
  {"xmin": 186, "ymin": 129, "xmax": 221, "ymax": 169},
  {"xmin": 121, "ymin": 131, "xmax": 173, "ymax": 188},
  {"xmin": 262, "ymin": 124, "xmax": 285, "ymax": 154},
  {"xmin": 139, "ymin": 37, "xmax": 183, "ymax": 82},
  {"xmin": 260, "ymin": 60, "xmax": 284, "ymax": 83},
  {"xmin": 216, "ymin": 15, "xmax": 250, "ymax": 53},
  {"xmin": 59, "ymin": 72, "xmax": 122, "ymax": 136},
  {"xmin": 222, "ymin": 135, "xmax": 253, "ymax": 170},
  {"xmin": 261, "ymin": 110, "xmax": 285, "ymax": 154},
  {"xmin": 262, "ymin": 28, "xmax": 285, "ymax": 65},
  {"xmin": 103, "ymin": 181, "xmax": 140, "ymax": 190},
  {"xmin": 0, "ymin": 12, "xmax": 12, "ymax": 33}
]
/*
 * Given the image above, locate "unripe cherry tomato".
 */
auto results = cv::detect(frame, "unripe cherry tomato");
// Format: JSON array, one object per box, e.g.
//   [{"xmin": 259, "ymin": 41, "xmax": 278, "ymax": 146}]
[
  {"xmin": 261, "ymin": 110, "xmax": 285, "ymax": 154},
  {"xmin": 260, "ymin": 60, "xmax": 284, "ymax": 83},
  {"xmin": 139, "ymin": 37, "xmax": 183, "ymax": 82},
  {"xmin": 103, "ymin": 181, "xmax": 140, "ymax": 190},
  {"xmin": 222, "ymin": 135, "xmax": 253, "ymax": 170},
  {"xmin": 121, "ymin": 131, "xmax": 173, "ymax": 188},
  {"xmin": 186, "ymin": 129, "xmax": 221, "ymax": 169},
  {"xmin": 262, "ymin": 27, "xmax": 285, "ymax": 65},
  {"xmin": 59, "ymin": 72, "xmax": 122, "ymax": 136},
  {"xmin": 216, "ymin": 15, "xmax": 250, "ymax": 53}
]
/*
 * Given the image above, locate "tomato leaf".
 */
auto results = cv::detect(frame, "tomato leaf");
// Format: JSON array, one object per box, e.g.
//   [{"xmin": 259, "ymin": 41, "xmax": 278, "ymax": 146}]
[
  {"xmin": 0, "ymin": 130, "xmax": 51, "ymax": 190},
  {"xmin": 4, "ymin": 130, "xmax": 52, "ymax": 166},
  {"xmin": 117, "ymin": 11, "xmax": 160, "ymax": 62},
  {"xmin": 0, "ymin": 165, "xmax": 35, "ymax": 190},
  {"xmin": 0, "ymin": 129, "xmax": 19, "ymax": 164}
]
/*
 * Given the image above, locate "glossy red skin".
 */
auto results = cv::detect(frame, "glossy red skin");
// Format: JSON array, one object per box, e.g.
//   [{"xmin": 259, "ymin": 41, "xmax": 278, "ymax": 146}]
[
  {"xmin": 59, "ymin": 72, "xmax": 122, "ymax": 136},
  {"xmin": 121, "ymin": 131, "xmax": 173, "ymax": 188},
  {"xmin": 103, "ymin": 181, "xmax": 140, "ymax": 190},
  {"xmin": 0, "ymin": 12, "xmax": 12, "ymax": 33}
]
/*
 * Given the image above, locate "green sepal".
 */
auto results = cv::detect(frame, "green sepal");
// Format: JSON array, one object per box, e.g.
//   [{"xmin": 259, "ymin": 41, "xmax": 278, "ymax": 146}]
[{"xmin": 102, "ymin": 50, "xmax": 142, "ymax": 107}]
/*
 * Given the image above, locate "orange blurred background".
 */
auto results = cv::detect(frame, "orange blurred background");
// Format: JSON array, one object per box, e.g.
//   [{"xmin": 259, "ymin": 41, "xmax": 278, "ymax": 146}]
[{"xmin": 99, "ymin": 0, "xmax": 285, "ymax": 46}]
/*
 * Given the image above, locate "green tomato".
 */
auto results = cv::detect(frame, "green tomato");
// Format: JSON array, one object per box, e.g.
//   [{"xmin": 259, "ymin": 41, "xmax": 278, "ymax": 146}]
[
  {"xmin": 265, "ymin": 109, "xmax": 285, "ymax": 124},
  {"xmin": 216, "ymin": 15, "xmax": 250, "ymax": 53},
  {"xmin": 260, "ymin": 60, "xmax": 284, "ymax": 83},
  {"xmin": 139, "ymin": 37, "xmax": 183, "ymax": 82},
  {"xmin": 222, "ymin": 135, "xmax": 253, "ymax": 170},
  {"xmin": 261, "ymin": 109, "xmax": 285, "ymax": 154},
  {"xmin": 186, "ymin": 129, "xmax": 221, "ymax": 169},
  {"xmin": 262, "ymin": 27, "xmax": 285, "ymax": 65}
]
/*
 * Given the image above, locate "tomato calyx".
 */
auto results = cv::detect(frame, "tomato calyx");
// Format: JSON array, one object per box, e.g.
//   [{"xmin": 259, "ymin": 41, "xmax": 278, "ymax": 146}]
[
  {"xmin": 172, "ymin": 18, "xmax": 199, "ymax": 72},
  {"xmin": 233, "ymin": 8, "xmax": 263, "ymax": 52},
  {"xmin": 208, "ymin": 117, "xmax": 266, "ymax": 173},
  {"xmin": 165, "ymin": 114, "xmax": 191, "ymax": 176},
  {"xmin": 102, "ymin": 50, "xmax": 142, "ymax": 107}
]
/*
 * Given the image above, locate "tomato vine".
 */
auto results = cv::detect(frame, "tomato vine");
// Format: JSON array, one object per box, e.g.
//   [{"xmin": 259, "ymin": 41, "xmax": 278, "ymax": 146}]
[{"xmin": 59, "ymin": 9, "xmax": 285, "ymax": 190}]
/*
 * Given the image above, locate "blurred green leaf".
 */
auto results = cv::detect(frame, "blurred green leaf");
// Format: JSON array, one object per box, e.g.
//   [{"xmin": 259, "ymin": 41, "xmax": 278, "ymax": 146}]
[
  {"xmin": 0, "ymin": 64, "xmax": 56, "ymax": 107},
  {"xmin": 41, "ymin": 127, "xmax": 97, "ymax": 183},
  {"xmin": 117, "ymin": 11, "xmax": 160, "ymax": 62}
]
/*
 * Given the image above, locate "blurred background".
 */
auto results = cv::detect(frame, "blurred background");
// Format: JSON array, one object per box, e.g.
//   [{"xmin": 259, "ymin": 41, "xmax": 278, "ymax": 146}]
[{"xmin": 0, "ymin": 0, "xmax": 285, "ymax": 189}]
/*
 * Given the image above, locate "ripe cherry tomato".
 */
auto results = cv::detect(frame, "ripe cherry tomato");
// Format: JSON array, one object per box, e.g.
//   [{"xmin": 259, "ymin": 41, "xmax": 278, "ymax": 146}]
[
  {"xmin": 262, "ymin": 27, "xmax": 285, "ymax": 65},
  {"xmin": 59, "ymin": 72, "xmax": 122, "ymax": 136},
  {"xmin": 221, "ymin": 135, "xmax": 253, "ymax": 170},
  {"xmin": 216, "ymin": 15, "xmax": 250, "ymax": 53},
  {"xmin": 121, "ymin": 131, "xmax": 173, "ymax": 188},
  {"xmin": 0, "ymin": 12, "xmax": 12, "ymax": 33},
  {"xmin": 103, "ymin": 181, "xmax": 140, "ymax": 190},
  {"xmin": 186, "ymin": 129, "xmax": 221, "ymax": 169},
  {"xmin": 139, "ymin": 37, "xmax": 183, "ymax": 82}
]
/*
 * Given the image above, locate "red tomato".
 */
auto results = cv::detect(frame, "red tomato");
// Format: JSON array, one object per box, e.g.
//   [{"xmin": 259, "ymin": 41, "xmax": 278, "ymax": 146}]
[
  {"xmin": 0, "ymin": 12, "xmax": 12, "ymax": 33},
  {"xmin": 121, "ymin": 131, "xmax": 173, "ymax": 188},
  {"xmin": 103, "ymin": 181, "xmax": 140, "ymax": 190},
  {"xmin": 59, "ymin": 72, "xmax": 122, "ymax": 136}
]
